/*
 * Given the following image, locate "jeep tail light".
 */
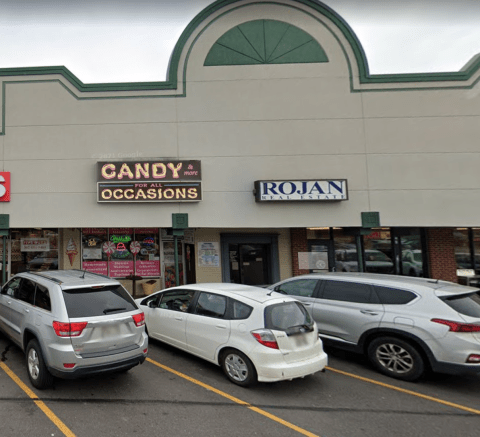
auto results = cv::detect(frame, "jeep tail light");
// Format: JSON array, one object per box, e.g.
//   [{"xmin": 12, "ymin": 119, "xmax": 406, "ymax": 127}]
[
  {"xmin": 431, "ymin": 319, "xmax": 480, "ymax": 333},
  {"xmin": 132, "ymin": 312, "xmax": 145, "ymax": 327},
  {"xmin": 251, "ymin": 329, "xmax": 279, "ymax": 349},
  {"xmin": 53, "ymin": 321, "xmax": 88, "ymax": 337},
  {"xmin": 467, "ymin": 354, "xmax": 480, "ymax": 363}
]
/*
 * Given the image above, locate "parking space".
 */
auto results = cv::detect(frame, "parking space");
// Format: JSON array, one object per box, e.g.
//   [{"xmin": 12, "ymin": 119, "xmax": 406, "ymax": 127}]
[{"xmin": 1, "ymin": 334, "xmax": 480, "ymax": 437}]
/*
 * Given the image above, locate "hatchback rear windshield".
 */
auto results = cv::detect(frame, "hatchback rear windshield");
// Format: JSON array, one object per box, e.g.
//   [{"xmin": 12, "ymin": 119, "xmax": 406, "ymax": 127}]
[
  {"xmin": 62, "ymin": 285, "xmax": 137, "ymax": 318},
  {"xmin": 441, "ymin": 291, "xmax": 480, "ymax": 318},
  {"xmin": 264, "ymin": 302, "xmax": 313, "ymax": 334}
]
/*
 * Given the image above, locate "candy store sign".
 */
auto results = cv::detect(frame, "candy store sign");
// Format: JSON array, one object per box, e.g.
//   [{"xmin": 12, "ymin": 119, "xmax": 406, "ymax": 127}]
[{"xmin": 97, "ymin": 160, "xmax": 202, "ymax": 203}]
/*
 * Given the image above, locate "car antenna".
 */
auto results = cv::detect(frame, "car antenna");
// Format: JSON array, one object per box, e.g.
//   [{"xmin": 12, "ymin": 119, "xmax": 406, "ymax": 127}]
[{"xmin": 81, "ymin": 270, "xmax": 86, "ymax": 279}]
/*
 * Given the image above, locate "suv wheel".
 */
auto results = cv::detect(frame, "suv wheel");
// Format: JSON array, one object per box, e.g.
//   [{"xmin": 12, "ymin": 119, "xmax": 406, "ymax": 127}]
[
  {"xmin": 367, "ymin": 337, "xmax": 425, "ymax": 382},
  {"xmin": 221, "ymin": 349, "xmax": 257, "ymax": 387},
  {"xmin": 26, "ymin": 339, "xmax": 54, "ymax": 390}
]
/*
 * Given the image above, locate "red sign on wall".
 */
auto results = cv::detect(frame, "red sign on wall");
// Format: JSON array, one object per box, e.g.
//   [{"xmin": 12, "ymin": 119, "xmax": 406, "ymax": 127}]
[{"xmin": 0, "ymin": 172, "xmax": 10, "ymax": 202}]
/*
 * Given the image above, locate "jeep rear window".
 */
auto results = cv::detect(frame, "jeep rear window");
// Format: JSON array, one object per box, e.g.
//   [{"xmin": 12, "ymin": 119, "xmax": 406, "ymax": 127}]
[
  {"xmin": 441, "ymin": 291, "xmax": 480, "ymax": 318},
  {"xmin": 62, "ymin": 285, "xmax": 137, "ymax": 318},
  {"xmin": 264, "ymin": 302, "xmax": 313, "ymax": 333}
]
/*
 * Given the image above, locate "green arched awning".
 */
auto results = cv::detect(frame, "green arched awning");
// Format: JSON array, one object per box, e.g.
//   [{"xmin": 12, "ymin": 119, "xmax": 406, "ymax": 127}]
[{"xmin": 204, "ymin": 19, "xmax": 329, "ymax": 66}]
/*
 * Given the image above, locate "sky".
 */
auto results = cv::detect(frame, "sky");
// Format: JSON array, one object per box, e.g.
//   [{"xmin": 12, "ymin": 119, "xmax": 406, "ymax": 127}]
[{"xmin": 0, "ymin": 0, "xmax": 479, "ymax": 83}]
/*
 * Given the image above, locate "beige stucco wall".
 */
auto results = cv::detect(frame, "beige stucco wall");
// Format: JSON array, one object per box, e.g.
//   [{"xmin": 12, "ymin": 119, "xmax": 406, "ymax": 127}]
[{"xmin": 0, "ymin": 0, "xmax": 479, "ymax": 228}]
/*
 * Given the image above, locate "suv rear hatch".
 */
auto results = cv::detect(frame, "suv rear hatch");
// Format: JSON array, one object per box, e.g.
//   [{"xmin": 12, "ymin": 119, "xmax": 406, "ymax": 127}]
[
  {"xmin": 436, "ymin": 288, "xmax": 480, "ymax": 343},
  {"xmin": 264, "ymin": 301, "xmax": 319, "ymax": 364},
  {"xmin": 61, "ymin": 284, "xmax": 144, "ymax": 358}
]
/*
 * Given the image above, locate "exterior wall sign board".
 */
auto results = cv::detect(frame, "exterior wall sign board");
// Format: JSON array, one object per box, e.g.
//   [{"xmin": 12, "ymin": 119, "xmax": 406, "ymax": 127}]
[
  {"xmin": 97, "ymin": 160, "xmax": 202, "ymax": 203},
  {"xmin": 21, "ymin": 238, "xmax": 50, "ymax": 252},
  {"xmin": 0, "ymin": 172, "xmax": 11, "ymax": 202},
  {"xmin": 254, "ymin": 180, "xmax": 348, "ymax": 202}
]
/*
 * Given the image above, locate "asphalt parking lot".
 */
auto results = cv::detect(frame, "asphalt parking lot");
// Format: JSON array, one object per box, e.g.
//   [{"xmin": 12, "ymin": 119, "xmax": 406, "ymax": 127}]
[{"xmin": 1, "ymin": 333, "xmax": 479, "ymax": 437}]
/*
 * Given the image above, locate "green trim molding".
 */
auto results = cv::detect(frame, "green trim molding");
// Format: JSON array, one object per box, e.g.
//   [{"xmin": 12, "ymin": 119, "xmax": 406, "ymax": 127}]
[
  {"xmin": 0, "ymin": 0, "xmax": 479, "ymax": 101},
  {"xmin": 204, "ymin": 19, "xmax": 328, "ymax": 65}
]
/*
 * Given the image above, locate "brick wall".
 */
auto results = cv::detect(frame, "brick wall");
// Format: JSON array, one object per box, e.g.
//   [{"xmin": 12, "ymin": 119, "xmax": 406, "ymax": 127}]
[
  {"xmin": 290, "ymin": 228, "xmax": 309, "ymax": 277},
  {"xmin": 426, "ymin": 228, "xmax": 458, "ymax": 283}
]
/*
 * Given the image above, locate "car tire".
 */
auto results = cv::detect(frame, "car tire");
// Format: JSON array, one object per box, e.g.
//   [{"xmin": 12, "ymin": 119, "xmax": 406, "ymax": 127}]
[
  {"xmin": 220, "ymin": 349, "xmax": 257, "ymax": 387},
  {"xmin": 367, "ymin": 337, "xmax": 425, "ymax": 382},
  {"xmin": 26, "ymin": 339, "xmax": 54, "ymax": 390}
]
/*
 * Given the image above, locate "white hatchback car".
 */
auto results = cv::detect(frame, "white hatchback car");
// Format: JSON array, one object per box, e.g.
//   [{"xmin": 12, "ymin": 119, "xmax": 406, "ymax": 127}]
[{"xmin": 136, "ymin": 283, "xmax": 328, "ymax": 386}]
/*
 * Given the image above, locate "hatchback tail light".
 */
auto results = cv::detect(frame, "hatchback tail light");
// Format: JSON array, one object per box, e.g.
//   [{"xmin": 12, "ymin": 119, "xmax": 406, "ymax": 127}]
[
  {"xmin": 251, "ymin": 329, "xmax": 279, "ymax": 349},
  {"xmin": 52, "ymin": 321, "xmax": 88, "ymax": 337},
  {"xmin": 132, "ymin": 312, "xmax": 145, "ymax": 327},
  {"xmin": 431, "ymin": 319, "xmax": 480, "ymax": 333}
]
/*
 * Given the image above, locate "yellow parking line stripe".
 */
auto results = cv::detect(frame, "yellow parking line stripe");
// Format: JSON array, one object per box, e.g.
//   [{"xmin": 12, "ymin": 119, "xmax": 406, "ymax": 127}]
[
  {"xmin": 0, "ymin": 362, "xmax": 76, "ymax": 437},
  {"xmin": 326, "ymin": 366, "xmax": 480, "ymax": 415},
  {"xmin": 146, "ymin": 357, "xmax": 319, "ymax": 437}
]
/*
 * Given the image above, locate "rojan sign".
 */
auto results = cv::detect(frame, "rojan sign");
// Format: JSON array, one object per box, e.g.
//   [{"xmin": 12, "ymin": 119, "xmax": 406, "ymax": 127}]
[
  {"xmin": 254, "ymin": 180, "xmax": 348, "ymax": 202},
  {"xmin": 97, "ymin": 160, "xmax": 202, "ymax": 203}
]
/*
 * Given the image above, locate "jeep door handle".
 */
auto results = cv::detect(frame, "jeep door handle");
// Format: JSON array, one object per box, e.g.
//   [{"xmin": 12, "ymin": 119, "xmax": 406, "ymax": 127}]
[{"xmin": 360, "ymin": 309, "xmax": 378, "ymax": 316}]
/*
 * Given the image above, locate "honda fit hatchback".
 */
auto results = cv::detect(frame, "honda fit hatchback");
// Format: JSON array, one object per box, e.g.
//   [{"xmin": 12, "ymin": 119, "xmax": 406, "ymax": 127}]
[
  {"xmin": 268, "ymin": 273, "xmax": 480, "ymax": 381},
  {"xmin": 0, "ymin": 270, "xmax": 148, "ymax": 389},
  {"xmin": 136, "ymin": 283, "xmax": 328, "ymax": 386}
]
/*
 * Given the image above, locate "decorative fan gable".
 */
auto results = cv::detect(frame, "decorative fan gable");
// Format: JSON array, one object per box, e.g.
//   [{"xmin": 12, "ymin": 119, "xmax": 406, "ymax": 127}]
[{"xmin": 205, "ymin": 19, "xmax": 328, "ymax": 66}]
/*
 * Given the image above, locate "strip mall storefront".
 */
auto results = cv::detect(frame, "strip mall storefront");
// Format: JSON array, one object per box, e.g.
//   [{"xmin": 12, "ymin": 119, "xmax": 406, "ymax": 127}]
[{"xmin": 0, "ymin": 0, "xmax": 479, "ymax": 291}]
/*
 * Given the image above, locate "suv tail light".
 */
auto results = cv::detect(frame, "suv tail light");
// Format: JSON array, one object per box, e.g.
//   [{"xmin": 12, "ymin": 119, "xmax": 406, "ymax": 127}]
[
  {"xmin": 251, "ymin": 329, "xmax": 279, "ymax": 349},
  {"xmin": 467, "ymin": 354, "xmax": 480, "ymax": 363},
  {"xmin": 132, "ymin": 312, "xmax": 145, "ymax": 327},
  {"xmin": 53, "ymin": 321, "xmax": 88, "ymax": 337},
  {"xmin": 431, "ymin": 319, "xmax": 480, "ymax": 333}
]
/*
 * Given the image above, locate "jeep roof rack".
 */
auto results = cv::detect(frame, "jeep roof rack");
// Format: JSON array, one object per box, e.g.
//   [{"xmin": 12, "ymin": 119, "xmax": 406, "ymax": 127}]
[{"xmin": 28, "ymin": 271, "xmax": 64, "ymax": 284}]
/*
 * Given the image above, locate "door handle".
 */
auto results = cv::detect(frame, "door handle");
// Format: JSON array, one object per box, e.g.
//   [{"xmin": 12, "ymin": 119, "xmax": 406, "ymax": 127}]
[
  {"xmin": 24, "ymin": 309, "xmax": 30, "ymax": 313},
  {"xmin": 174, "ymin": 316, "xmax": 183, "ymax": 321},
  {"xmin": 7, "ymin": 301, "xmax": 12, "ymax": 305},
  {"xmin": 360, "ymin": 309, "xmax": 378, "ymax": 316},
  {"xmin": 302, "ymin": 303, "xmax": 312, "ymax": 306},
  {"xmin": 216, "ymin": 324, "xmax": 227, "ymax": 329}
]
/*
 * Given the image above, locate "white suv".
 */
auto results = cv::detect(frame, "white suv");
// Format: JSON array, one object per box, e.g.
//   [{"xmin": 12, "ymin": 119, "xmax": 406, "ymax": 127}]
[
  {"xmin": 0, "ymin": 270, "xmax": 148, "ymax": 389},
  {"xmin": 269, "ymin": 273, "xmax": 480, "ymax": 381}
]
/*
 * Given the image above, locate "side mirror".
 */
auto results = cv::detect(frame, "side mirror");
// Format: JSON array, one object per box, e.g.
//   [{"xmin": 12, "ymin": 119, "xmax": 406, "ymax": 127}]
[{"xmin": 148, "ymin": 300, "xmax": 156, "ymax": 308}]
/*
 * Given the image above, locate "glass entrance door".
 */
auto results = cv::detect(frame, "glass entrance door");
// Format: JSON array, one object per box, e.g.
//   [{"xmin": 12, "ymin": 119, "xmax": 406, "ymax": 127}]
[{"xmin": 229, "ymin": 244, "xmax": 269, "ymax": 286}]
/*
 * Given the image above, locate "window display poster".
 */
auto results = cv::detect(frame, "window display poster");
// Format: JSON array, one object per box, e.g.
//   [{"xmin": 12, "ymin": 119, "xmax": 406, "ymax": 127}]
[
  {"xmin": 109, "ymin": 261, "xmax": 134, "ymax": 278},
  {"xmin": 136, "ymin": 260, "xmax": 160, "ymax": 277},
  {"xmin": 164, "ymin": 264, "xmax": 184, "ymax": 288},
  {"xmin": 198, "ymin": 242, "xmax": 220, "ymax": 267},
  {"xmin": 21, "ymin": 238, "xmax": 50, "ymax": 252},
  {"xmin": 83, "ymin": 261, "xmax": 108, "ymax": 275}
]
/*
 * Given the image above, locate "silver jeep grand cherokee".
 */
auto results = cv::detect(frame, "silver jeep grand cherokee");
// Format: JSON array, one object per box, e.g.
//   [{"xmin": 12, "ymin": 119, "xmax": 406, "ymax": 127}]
[{"xmin": 0, "ymin": 270, "xmax": 148, "ymax": 389}]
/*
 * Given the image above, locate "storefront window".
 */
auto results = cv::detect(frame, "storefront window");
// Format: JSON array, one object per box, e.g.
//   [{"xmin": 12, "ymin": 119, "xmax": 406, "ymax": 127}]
[
  {"xmin": 363, "ymin": 230, "xmax": 394, "ymax": 274},
  {"xmin": 332, "ymin": 229, "xmax": 358, "ymax": 272},
  {"xmin": 135, "ymin": 228, "xmax": 160, "ymax": 277},
  {"xmin": 82, "ymin": 228, "xmax": 108, "ymax": 275},
  {"xmin": 81, "ymin": 228, "xmax": 160, "ymax": 278},
  {"xmin": 454, "ymin": 228, "xmax": 472, "ymax": 271},
  {"xmin": 163, "ymin": 240, "xmax": 184, "ymax": 288},
  {"xmin": 398, "ymin": 232, "xmax": 424, "ymax": 277},
  {"xmin": 10, "ymin": 229, "xmax": 59, "ymax": 274}
]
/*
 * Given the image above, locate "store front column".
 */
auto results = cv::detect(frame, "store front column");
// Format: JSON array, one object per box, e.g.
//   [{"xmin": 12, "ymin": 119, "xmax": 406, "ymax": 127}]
[{"xmin": 426, "ymin": 228, "xmax": 457, "ymax": 283}]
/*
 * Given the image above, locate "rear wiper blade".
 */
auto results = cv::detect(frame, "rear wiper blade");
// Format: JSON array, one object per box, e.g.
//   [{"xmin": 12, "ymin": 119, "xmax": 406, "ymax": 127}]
[
  {"xmin": 286, "ymin": 324, "xmax": 314, "ymax": 335},
  {"xmin": 103, "ymin": 307, "xmax": 126, "ymax": 314}
]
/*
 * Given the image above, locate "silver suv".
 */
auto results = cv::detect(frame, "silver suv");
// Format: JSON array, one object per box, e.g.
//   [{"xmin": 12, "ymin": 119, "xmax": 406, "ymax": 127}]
[
  {"xmin": 0, "ymin": 270, "xmax": 148, "ymax": 389},
  {"xmin": 268, "ymin": 273, "xmax": 480, "ymax": 381}
]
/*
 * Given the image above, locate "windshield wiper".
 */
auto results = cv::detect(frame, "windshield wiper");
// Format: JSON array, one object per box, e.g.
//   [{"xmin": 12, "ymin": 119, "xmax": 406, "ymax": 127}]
[
  {"xmin": 285, "ymin": 324, "xmax": 314, "ymax": 336},
  {"xmin": 103, "ymin": 307, "xmax": 126, "ymax": 314}
]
